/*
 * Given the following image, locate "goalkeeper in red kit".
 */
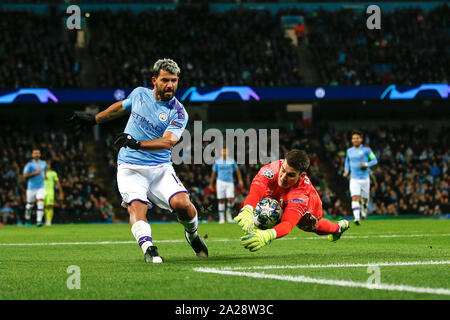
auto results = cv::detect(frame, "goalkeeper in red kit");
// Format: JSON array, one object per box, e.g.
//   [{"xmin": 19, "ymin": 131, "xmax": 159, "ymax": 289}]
[{"xmin": 235, "ymin": 149, "xmax": 350, "ymax": 251}]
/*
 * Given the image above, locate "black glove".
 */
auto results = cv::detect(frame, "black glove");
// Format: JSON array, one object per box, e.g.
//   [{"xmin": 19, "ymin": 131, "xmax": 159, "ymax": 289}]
[
  {"xmin": 114, "ymin": 133, "xmax": 141, "ymax": 150},
  {"xmin": 67, "ymin": 111, "xmax": 97, "ymax": 134}
]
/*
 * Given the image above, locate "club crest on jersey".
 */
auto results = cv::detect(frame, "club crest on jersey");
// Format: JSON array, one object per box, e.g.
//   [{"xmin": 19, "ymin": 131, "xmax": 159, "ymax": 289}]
[
  {"xmin": 121, "ymin": 193, "xmax": 129, "ymax": 203},
  {"xmin": 263, "ymin": 169, "xmax": 274, "ymax": 179},
  {"xmin": 158, "ymin": 112, "xmax": 168, "ymax": 122}
]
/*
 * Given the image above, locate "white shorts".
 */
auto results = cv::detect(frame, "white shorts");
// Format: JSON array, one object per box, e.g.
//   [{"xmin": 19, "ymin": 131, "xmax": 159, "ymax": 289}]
[
  {"xmin": 216, "ymin": 180, "xmax": 235, "ymax": 200},
  {"xmin": 350, "ymin": 178, "xmax": 370, "ymax": 199},
  {"xmin": 117, "ymin": 163, "xmax": 187, "ymax": 212},
  {"xmin": 26, "ymin": 188, "xmax": 45, "ymax": 203}
]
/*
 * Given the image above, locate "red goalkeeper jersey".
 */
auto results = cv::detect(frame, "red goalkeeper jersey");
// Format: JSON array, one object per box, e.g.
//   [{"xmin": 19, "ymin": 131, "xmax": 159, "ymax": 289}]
[{"xmin": 244, "ymin": 160, "xmax": 323, "ymax": 238}]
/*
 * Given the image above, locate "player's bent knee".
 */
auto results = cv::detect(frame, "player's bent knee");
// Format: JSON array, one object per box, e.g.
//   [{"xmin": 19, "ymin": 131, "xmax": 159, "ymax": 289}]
[
  {"xmin": 127, "ymin": 200, "xmax": 149, "ymax": 217},
  {"xmin": 170, "ymin": 194, "xmax": 196, "ymax": 219},
  {"xmin": 170, "ymin": 192, "xmax": 189, "ymax": 207},
  {"xmin": 171, "ymin": 198, "xmax": 191, "ymax": 212}
]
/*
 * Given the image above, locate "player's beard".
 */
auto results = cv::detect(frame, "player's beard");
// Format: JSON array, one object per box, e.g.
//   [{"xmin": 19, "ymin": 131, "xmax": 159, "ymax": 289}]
[{"xmin": 157, "ymin": 87, "xmax": 175, "ymax": 101}]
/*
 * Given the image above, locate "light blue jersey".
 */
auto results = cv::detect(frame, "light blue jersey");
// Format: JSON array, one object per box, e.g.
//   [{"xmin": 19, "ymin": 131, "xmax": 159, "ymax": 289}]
[
  {"xmin": 23, "ymin": 160, "xmax": 46, "ymax": 190},
  {"xmin": 117, "ymin": 87, "xmax": 188, "ymax": 166},
  {"xmin": 213, "ymin": 158, "xmax": 238, "ymax": 183},
  {"xmin": 344, "ymin": 145, "xmax": 378, "ymax": 179}
]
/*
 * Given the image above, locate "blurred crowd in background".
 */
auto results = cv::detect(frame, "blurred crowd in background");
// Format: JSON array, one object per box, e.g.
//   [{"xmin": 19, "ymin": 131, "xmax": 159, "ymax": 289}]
[
  {"xmin": 0, "ymin": 2, "xmax": 449, "ymax": 225},
  {"xmin": 323, "ymin": 124, "xmax": 450, "ymax": 216},
  {"xmin": 306, "ymin": 5, "xmax": 449, "ymax": 86},
  {"xmin": 1, "ymin": 4, "xmax": 448, "ymax": 89},
  {"xmin": 88, "ymin": 8, "xmax": 301, "ymax": 88},
  {"xmin": 1, "ymin": 121, "xmax": 449, "ymax": 225},
  {"xmin": 0, "ymin": 9, "xmax": 81, "ymax": 89},
  {"xmin": 0, "ymin": 125, "xmax": 114, "ymax": 225}
]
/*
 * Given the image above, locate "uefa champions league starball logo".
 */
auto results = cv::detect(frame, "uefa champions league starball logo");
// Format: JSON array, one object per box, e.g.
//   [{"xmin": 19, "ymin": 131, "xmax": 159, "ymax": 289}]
[
  {"xmin": 315, "ymin": 87, "xmax": 326, "ymax": 99},
  {"xmin": 114, "ymin": 89, "xmax": 126, "ymax": 101},
  {"xmin": 263, "ymin": 169, "xmax": 274, "ymax": 179},
  {"xmin": 253, "ymin": 198, "xmax": 283, "ymax": 229}
]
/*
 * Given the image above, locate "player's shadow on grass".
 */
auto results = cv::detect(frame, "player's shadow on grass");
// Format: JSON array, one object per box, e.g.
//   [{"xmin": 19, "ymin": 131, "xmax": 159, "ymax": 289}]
[{"xmin": 164, "ymin": 252, "xmax": 330, "ymax": 264}]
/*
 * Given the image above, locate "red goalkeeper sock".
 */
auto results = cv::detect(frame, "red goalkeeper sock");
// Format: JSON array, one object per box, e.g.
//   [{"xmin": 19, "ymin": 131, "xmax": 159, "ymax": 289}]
[{"xmin": 314, "ymin": 218, "xmax": 340, "ymax": 235}]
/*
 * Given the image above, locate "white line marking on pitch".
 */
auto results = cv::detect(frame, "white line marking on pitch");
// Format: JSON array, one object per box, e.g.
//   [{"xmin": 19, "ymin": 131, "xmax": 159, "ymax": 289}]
[
  {"xmin": 0, "ymin": 233, "xmax": 448, "ymax": 246},
  {"xmin": 194, "ymin": 261, "xmax": 450, "ymax": 296},
  {"xmin": 220, "ymin": 260, "xmax": 450, "ymax": 270},
  {"xmin": 0, "ymin": 240, "xmax": 184, "ymax": 246},
  {"xmin": 279, "ymin": 233, "xmax": 450, "ymax": 241}
]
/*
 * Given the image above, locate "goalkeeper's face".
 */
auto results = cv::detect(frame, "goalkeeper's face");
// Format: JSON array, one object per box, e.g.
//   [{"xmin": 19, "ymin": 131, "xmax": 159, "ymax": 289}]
[
  {"xmin": 278, "ymin": 162, "xmax": 302, "ymax": 189},
  {"xmin": 153, "ymin": 70, "xmax": 179, "ymax": 101}
]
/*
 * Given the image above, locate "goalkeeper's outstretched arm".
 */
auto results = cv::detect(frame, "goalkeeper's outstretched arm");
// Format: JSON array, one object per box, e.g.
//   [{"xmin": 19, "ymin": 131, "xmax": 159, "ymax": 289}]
[
  {"xmin": 272, "ymin": 206, "xmax": 302, "ymax": 239},
  {"xmin": 234, "ymin": 170, "xmax": 269, "ymax": 233},
  {"xmin": 114, "ymin": 131, "xmax": 179, "ymax": 152}
]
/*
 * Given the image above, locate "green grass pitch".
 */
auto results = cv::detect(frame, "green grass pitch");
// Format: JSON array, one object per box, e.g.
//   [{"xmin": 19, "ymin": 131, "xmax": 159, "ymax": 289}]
[{"xmin": 0, "ymin": 219, "xmax": 449, "ymax": 300}]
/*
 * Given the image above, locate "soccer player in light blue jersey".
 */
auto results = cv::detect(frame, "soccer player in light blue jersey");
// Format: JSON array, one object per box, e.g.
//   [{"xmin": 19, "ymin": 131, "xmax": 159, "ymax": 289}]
[
  {"xmin": 209, "ymin": 147, "xmax": 244, "ymax": 223},
  {"xmin": 343, "ymin": 130, "xmax": 378, "ymax": 225},
  {"xmin": 23, "ymin": 149, "xmax": 47, "ymax": 227},
  {"xmin": 68, "ymin": 58, "xmax": 208, "ymax": 263}
]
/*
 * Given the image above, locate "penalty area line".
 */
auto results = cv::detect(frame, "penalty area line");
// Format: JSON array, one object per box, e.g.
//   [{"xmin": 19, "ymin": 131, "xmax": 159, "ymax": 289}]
[
  {"xmin": 220, "ymin": 260, "xmax": 450, "ymax": 270},
  {"xmin": 279, "ymin": 233, "xmax": 450, "ymax": 241},
  {"xmin": 193, "ymin": 266, "xmax": 450, "ymax": 296}
]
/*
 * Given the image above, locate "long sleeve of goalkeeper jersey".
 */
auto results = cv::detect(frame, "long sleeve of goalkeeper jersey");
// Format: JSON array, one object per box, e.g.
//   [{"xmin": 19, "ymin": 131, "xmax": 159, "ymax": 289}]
[
  {"xmin": 243, "ymin": 179, "xmax": 267, "ymax": 209},
  {"xmin": 273, "ymin": 203, "xmax": 305, "ymax": 239},
  {"xmin": 243, "ymin": 163, "xmax": 275, "ymax": 208}
]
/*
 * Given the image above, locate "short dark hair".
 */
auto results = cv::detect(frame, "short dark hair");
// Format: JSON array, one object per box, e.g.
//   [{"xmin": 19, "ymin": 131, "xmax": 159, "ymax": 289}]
[
  {"xmin": 351, "ymin": 130, "xmax": 363, "ymax": 138},
  {"xmin": 286, "ymin": 149, "xmax": 310, "ymax": 173}
]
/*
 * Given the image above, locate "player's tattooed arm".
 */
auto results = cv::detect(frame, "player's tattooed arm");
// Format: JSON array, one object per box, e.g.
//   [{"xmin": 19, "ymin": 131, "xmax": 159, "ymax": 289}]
[
  {"xmin": 115, "ymin": 131, "xmax": 179, "ymax": 151},
  {"xmin": 139, "ymin": 131, "xmax": 179, "ymax": 151},
  {"xmin": 95, "ymin": 100, "xmax": 129, "ymax": 124}
]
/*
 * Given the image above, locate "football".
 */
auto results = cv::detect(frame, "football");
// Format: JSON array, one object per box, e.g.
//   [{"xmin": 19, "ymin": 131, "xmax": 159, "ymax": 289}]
[{"xmin": 252, "ymin": 198, "xmax": 283, "ymax": 229}]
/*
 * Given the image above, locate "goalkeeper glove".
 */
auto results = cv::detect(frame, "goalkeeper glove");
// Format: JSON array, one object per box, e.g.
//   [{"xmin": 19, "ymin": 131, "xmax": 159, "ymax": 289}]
[
  {"xmin": 67, "ymin": 111, "xmax": 97, "ymax": 134},
  {"xmin": 241, "ymin": 229, "xmax": 276, "ymax": 252},
  {"xmin": 114, "ymin": 133, "xmax": 141, "ymax": 150},
  {"xmin": 234, "ymin": 205, "xmax": 255, "ymax": 234}
]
